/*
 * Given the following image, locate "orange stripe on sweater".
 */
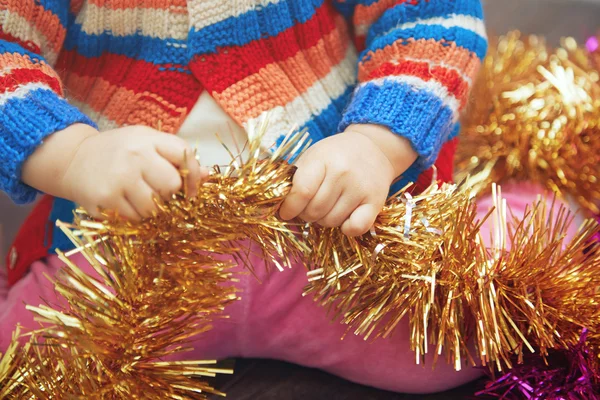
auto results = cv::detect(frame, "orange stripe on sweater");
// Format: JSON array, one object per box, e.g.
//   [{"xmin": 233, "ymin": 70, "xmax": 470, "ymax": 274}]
[
  {"xmin": 0, "ymin": 52, "xmax": 59, "ymax": 78},
  {"xmin": 0, "ymin": 52, "xmax": 62, "ymax": 93},
  {"xmin": 359, "ymin": 38, "xmax": 481, "ymax": 83},
  {"xmin": 214, "ymin": 48, "xmax": 355, "ymax": 124},
  {"xmin": 209, "ymin": 19, "xmax": 352, "ymax": 123},
  {"xmin": 70, "ymin": 0, "xmax": 85, "ymax": 14},
  {"xmin": 3, "ymin": 4, "xmax": 66, "ymax": 55},
  {"xmin": 277, "ymin": 25, "xmax": 349, "ymax": 98},
  {"xmin": 65, "ymin": 74, "xmax": 187, "ymax": 132},
  {"xmin": 212, "ymin": 63, "xmax": 298, "ymax": 124}
]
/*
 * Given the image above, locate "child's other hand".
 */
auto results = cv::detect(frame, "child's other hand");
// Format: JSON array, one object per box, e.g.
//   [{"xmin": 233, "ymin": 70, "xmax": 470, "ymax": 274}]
[
  {"xmin": 64, "ymin": 126, "xmax": 209, "ymax": 220},
  {"xmin": 279, "ymin": 124, "xmax": 418, "ymax": 236},
  {"xmin": 23, "ymin": 124, "xmax": 209, "ymax": 221}
]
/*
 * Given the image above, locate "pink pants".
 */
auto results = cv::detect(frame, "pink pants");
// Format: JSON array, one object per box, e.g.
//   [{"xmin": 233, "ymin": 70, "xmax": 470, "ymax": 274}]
[{"xmin": 0, "ymin": 183, "xmax": 582, "ymax": 394}]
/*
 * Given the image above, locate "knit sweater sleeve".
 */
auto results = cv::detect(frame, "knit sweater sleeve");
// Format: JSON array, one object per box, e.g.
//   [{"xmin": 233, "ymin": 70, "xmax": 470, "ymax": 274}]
[
  {"xmin": 0, "ymin": 1, "xmax": 94, "ymax": 204},
  {"xmin": 335, "ymin": 0, "xmax": 487, "ymax": 169}
]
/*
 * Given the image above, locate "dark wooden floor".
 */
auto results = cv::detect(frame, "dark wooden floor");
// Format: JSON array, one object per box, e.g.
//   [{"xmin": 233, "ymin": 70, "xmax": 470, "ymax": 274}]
[
  {"xmin": 1, "ymin": 1, "xmax": 599, "ymax": 398},
  {"xmin": 206, "ymin": 359, "xmax": 484, "ymax": 400}
]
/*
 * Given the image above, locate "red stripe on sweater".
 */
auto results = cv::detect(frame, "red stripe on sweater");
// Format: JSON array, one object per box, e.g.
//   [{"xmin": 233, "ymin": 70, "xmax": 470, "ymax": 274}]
[
  {"xmin": 0, "ymin": 68, "xmax": 61, "ymax": 94},
  {"xmin": 0, "ymin": 31, "xmax": 41, "ymax": 54},
  {"xmin": 191, "ymin": 1, "xmax": 340, "ymax": 93},
  {"xmin": 57, "ymin": 51, "xmax": 201, "ymax": 110},
  {"xmin": 366, "ymin": 60, "xmax": 469, "ymax": 109},
  {"xmin": 354, "ymin": 36, "xmax": 367, "ymax": 53},
  {"xmin": 412, "ymin": 137, "xmax": 456, "ymax": 194},
  {"xmin": 6, "ymin": 195, "xmax": 54, "ymax": 287}
]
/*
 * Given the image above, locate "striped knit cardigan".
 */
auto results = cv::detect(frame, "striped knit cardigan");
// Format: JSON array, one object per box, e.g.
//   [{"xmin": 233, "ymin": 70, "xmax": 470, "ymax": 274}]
[{"xmin": 0, "ymin": 0, "xmax": 487, "ymax": 285}]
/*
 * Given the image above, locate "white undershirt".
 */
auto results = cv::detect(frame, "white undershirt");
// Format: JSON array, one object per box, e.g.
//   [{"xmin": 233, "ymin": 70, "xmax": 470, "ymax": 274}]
[{"xmin": 177, "ymin": 91, "xmax": 249, "ymax": 167}]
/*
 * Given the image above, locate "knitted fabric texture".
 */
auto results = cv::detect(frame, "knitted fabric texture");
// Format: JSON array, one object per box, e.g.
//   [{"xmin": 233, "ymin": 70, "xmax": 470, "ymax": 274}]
[{"xmin": 0, "ymin": 0, "xmax": 486, "ymax": 208}]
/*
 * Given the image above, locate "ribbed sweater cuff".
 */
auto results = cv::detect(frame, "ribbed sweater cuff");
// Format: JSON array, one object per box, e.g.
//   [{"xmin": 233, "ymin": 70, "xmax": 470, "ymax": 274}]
[
  {"xmin": 339, "ymin": 80, "xmax": 455, "ymax": 169},
  {"xmin": 0, "ymin": 88, "xmax": 95, "ymax": 204}
]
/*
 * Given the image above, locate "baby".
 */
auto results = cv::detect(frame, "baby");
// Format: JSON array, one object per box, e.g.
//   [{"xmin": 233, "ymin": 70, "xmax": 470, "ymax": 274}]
[{"xmin": 0, "ymin": 0, "xmax": 511, "ymax": 394}]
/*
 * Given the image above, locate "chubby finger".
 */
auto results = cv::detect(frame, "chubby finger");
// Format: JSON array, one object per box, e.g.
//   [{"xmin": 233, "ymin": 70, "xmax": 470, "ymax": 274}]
[
  {"xmin": 299, "ymin": 177, "xmax": 342, "ymax": 222},
  {"xmin": 341, "ymin": 202, "xmax": 381, "ymax": 237},
  {"xmin": 317, "ymin": 192, "xmax": 362, "ymax": 229},
  {"xmin": 88, "ymin": 197, "xmax": 141, "ymax": 221},
  {"xmin": 115, "ymin": 198, "xmax": 143, "ymax": 221},
  {"xmin": 279, "ymin": 160, "xmax": 326, "ymax": 221},
  {"xmin": 125, "ymin": 181, "xmax": 160, "ymax": 219},
  {"xmin": 183, "ymin": 153, "xmax": 210, "ymax": 197},
  {"xmin": 142, "ymin": 154, "xmax": 183, "ymax": 200},
  {"xmin": 154, "ymin": 135, "xmax": 193, "ymax": 167},
  {"xmin": 154, "ymin": 136, "xmax": 209, "ymax": 197}
]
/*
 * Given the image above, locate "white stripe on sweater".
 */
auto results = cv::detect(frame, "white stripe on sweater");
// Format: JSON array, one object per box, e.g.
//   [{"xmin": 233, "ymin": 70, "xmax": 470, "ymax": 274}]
[
  {"xmin": 79, "ymin": 4, "xmax": 189, "ymax": 40},
  {"xmin": 188, "ymin": 0, "xmax": 282, "ymax": 31},
  {"xmin": 399, "ymin": 56, "xmax": 473, "ymax": 85},
  {"xmin": 0, "ymin": 82, "xmax": 56, "ymax": 106},
  {"xmin": 70, "ymin": 99, "xmax": 120, "ymax": 131},
  {"xmin": 356, "ymin": 14, "xmax": 486, "ymax": 41}
]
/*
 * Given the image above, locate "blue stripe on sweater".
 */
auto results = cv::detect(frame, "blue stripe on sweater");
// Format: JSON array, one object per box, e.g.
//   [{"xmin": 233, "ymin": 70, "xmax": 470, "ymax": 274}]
[
  {"xmin": 0, "ymin": 40, "xmax": 47, "ymax": 62},
  {"xmin": 331, "ymin": 1, "xmax": 355, "ymax": 19},
  {"xmin": 309, "ymin": 85, "xmax": 354, "ymax": 138},
  {"xmin": 63, "ymin": 24, "xmax": 190, "ymax": 64},
  {"xmin": 188, "ymin": 0, "xmax": 323, "ymax": 54},
  {"xmin": 49, "ymin": 198, "xmax": 77, "ymax": 252},
  {"xmin": 333, "ymin": 0, "xmax": 482, "ymax": 14},
  {"xmin": 368, "ymin": 0, "xmax": 484, "ymax": 41},
  {"xmin": 336, "ymin": 0, "xmax": 381, "ymax": 6},
  {"xmin": 39, "ymin": 0, "xmax": 70, "ymax": 28},
  {"xmin": 0, "ymin": 88, "xmax": 95, "ymax": 204},
  {"xmin": 390, "ymin": 162, "xmax": 422, "ymax": 196},
  {"xmin": 363, "ymin": 25, "xmax": 488, "ymax": 60}
]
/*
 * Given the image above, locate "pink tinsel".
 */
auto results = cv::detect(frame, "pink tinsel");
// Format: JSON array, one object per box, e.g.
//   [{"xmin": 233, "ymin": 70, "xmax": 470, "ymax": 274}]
[
  {"xmin": 477, "ymin": 330, "xmax": 600, "ymax": 400},
  {"xmin": 587, "ymin": 36, "xmax": 599, "ymax": 53}
]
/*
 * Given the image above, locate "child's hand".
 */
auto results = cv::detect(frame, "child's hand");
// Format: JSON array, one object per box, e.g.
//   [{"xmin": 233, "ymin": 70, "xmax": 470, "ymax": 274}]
[
  {"xmin": 279, "ymin": 124, "xmax": 418, "ymax": 236},
  {"xmin": 22, "ymin": 124, "xmax": 209, "ymax": 221}
]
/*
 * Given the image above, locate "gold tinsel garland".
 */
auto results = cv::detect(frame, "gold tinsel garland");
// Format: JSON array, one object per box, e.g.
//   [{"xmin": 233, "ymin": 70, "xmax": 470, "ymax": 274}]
[
  {"xmin": 0, "ymin": 122, "xmax": 313, "ymax": 399},
  {"xmin": 0, "ymin": 213, "xmax": 237, "ymax": 399},
  {"xmin": 1, "ymin": 33, "xmax": 600, "ymax": 399},
  {"xmin": 456, "ymin": 31, "xmax": 600, "ymax": 215},
  {"xmin": 304, "ymin": 184, "xmax": 600, "ymax": 371}
]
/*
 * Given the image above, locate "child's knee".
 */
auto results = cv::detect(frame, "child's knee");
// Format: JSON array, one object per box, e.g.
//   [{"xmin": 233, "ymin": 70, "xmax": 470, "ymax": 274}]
[{"xmin": 0, "ymin": 256, "xmax": 70, "ymax": 351}]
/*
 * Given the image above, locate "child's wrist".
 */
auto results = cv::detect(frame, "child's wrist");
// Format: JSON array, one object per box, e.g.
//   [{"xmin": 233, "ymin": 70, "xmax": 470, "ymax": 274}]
[
  {"xmin": 343, "ymin": 124, "xmax": 418, "ymax": 178},
  {"xmin": 22, "ymin": 123, "xmax": 99, "ymax": 199}
]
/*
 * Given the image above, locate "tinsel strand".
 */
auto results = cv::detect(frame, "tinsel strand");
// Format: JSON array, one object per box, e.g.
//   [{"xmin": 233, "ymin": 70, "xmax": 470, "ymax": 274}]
[{"xmin": 456, "ymin": 31, "xmax": 600, "ymax": 215}]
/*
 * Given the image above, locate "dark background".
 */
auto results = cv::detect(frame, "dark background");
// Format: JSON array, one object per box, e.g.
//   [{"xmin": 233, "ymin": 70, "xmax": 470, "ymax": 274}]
[{"xmin": 1, "ymin": 1, "xmax": 599, "ymax": 398}]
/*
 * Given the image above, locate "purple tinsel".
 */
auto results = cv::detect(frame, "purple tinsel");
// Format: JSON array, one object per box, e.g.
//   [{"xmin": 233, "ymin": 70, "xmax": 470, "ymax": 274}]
[{"xmin": 476, "ymin": 330, "xmax": 600, "ymax": 400}]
